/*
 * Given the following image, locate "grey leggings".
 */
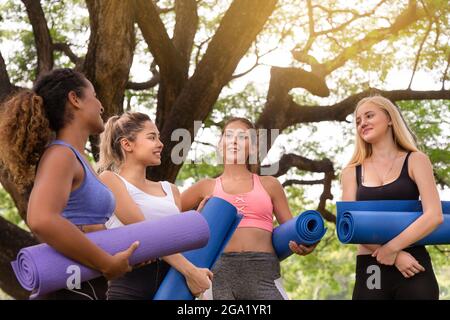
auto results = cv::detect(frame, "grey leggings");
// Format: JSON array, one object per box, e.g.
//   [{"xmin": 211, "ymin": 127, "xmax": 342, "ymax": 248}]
[{"xmin": 211, "ymin": 252, "xmax": 288, "ymax": 300}]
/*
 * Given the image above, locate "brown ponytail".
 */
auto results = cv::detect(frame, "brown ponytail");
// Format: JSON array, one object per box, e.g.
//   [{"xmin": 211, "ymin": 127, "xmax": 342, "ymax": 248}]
[
  {"xmin": 0, "ymin": 90, "xmax": 53, "ymax": 192},
  {"xmin": 0, "ymin": 68, "xmax": 89, "ymax": 192}
]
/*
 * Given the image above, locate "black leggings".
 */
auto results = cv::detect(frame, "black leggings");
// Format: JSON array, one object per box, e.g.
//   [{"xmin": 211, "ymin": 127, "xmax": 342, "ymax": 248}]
[
  {"xmin": 107, "ymin": 259, "xmax": 170, "ymax": 300},
  {"xmin": 352, "ymin": 246, "xmax": 439, "ymax": 300},
  {"xmin": 37, "ymin": 276, "xmax": 108, "ymax": 300}
]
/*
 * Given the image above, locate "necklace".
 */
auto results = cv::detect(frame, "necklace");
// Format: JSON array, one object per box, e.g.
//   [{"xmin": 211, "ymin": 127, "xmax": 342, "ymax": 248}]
[{"xmin": 370, "ymin": 151, "xmax": 399, "ymax": 185}]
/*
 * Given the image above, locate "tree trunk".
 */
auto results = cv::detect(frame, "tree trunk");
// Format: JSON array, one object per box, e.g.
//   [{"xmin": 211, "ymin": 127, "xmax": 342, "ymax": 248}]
[
  {"xmin": 84, "ymin": 0, "xmax": 135, "ymax": 159},
  {"xmin": 148, "ymin": 0, "xmax": 278, "ymax": 182}
]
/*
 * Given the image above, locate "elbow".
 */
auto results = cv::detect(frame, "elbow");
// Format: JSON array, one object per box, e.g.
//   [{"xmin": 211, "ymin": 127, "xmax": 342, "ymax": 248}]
[
  {"xmin": 27, "ymin": 215, "xmax": 51, "ymax": 238},
  {"xmin": 429, "ymin": 212, "xmax": 444, "ymax": 229},
  {"xmin": 435, "ymin": 214, "xmax": 444, "ymax": 227}
]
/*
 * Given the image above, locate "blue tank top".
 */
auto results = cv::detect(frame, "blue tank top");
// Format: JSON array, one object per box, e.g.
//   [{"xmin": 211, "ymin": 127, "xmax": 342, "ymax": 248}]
[{"xmin": 49, "ymin": 140, "xmax": 115, "ymax": 225}]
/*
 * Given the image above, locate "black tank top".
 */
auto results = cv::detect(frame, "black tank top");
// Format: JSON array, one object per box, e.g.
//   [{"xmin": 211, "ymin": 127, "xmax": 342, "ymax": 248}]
[{"xmin": 356, "ymin": 152, "xmax": 420, "ymax": 201}]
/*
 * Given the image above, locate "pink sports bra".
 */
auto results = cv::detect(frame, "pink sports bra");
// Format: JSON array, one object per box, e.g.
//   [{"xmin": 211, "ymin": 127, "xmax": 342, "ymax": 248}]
[{"xmin": 212, "ymin": 174, "xmax": 274, "ymax": 232}]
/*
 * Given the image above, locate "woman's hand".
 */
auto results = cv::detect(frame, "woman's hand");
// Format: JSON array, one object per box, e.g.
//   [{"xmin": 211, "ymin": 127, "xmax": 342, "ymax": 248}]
[
  {"xmin": 102, "ymin": 241, "xmax": 140, "ymax": 280},
  {"xmin": 372, "ymin": 243, "xmax": 399, "ymax": 266},
  {"xmin": 133, "ymin": 259, "xmax": 156, "ymax": 269},
  {"xmin": 394, "ymin": 251, "xmax": 425, "ymax": 278},
  {"xmin": 185, "ymin": 267, "xmax": 213, "ymax": 297},
  {"xmin": 289, "ymin": 241, "xmax": 318, "ymax": 256},
  {"xmin": 197, "ymin": 195, "xmax": 212, "ymax": 212}
]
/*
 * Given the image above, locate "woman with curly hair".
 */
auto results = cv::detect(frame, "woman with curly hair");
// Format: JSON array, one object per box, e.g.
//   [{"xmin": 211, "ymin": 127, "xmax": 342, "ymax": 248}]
[{"xmin": 0, "ymin": 68, "xmax": 139, "ymax": 299}]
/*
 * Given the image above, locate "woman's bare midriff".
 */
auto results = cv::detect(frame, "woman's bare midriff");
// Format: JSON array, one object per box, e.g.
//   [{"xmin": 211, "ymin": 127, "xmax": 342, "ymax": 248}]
[
  {"xmin": 76, "ymin": 224, "xmax": 106, "ymax": 233},
  {"xmin": 223, "ymin": 227, "xmax": 275, "ymax": 254}
]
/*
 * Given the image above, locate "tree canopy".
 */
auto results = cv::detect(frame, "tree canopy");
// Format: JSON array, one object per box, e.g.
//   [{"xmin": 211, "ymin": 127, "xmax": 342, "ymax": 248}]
[{"xmin": 0, "ymin": 0, "xmax": 449, "ymax": 299}]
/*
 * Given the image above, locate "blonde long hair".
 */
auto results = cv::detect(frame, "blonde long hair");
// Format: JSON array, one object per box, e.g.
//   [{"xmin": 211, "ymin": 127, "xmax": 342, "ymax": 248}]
[
  {"xmin": 97, "ymin": 112, "xmax": 152, "ymax": 173},
  {"xmin": 346, "ymin": 95, "xmax": 419, "ymax": 168}
]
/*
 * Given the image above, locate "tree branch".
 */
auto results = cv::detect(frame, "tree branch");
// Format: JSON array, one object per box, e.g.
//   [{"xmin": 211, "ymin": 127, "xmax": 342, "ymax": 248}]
[
  {"xmin": 264, "ymin": 154, "xmax": 336, "ymax": 223},
  {"xmin": 269, "ymin": 67, "xmax": 329, "ymax": 97},
  {"xmin": 294, "ymin": 1, "xmax": 425, "ymax": 77},
  {"xmin": 0, "ymin": 51, "xmax": 16, "ymax": 102},
  {"xmin": 230, "ymin": 44, "xmax": 277, "ymax": 80},
  {"xmin": 282, "ymin": 179, "xmax": 324, "ymax": 187},
  {"xmin": 21, "ymin": 0, "xmax": 53, "ymax": 75},
  {"xmin": 267, "ymin": 153, "xmax": 334, "ymax": 178},
  {"xmin": 194, "ymin": 36, "xmax": 213, "ymax": 67},
  {"xmin": 408, "ymin": 19, "xmax": 432, "ymax": 89},
  {"xmin": 134, "ymin": 0, "xmax": 185, "ymax": 78},
  {"xmin": 315, "ymin": 0, "xmax": 388, "ymax": 36},
  {"xmin": 149, "ymin": 0, "xmax": 278, "ymax": 182},
  {"xmin": 283, "ymin": 88, "xmax": 450, "ymax": 129},
  {"xmin": 320, "ymin": 0, "xmax": 424, "ymax": 76},
  {"xmin": 255, "ymin": 66, "xmax": 329, "ymax": 146},
  {"xmin": 442, "ymin": 53, "xmax": 450, "ymax": 90},
  {"xmin": 52, "ymin": 42, "xmax": 83, "ymax": 66},
  {"xmin": 172, "ymin": 0, "xmax": 198, "ymax": 73},
  {"xmin": 126, "ymin": 75, "xmax": 160, "ymax": 90}
]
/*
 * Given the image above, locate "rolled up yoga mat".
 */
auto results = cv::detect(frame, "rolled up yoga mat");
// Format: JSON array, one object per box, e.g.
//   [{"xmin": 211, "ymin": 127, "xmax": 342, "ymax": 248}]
[
  {"xmin": 272, "ymin": 210, "xmax": 327, "ymax": 261},
  {"xmin": 336, "ymin": 201, "xmax": 450, "ymax": 245},
  {"xmin": 11, "ymin": 211, "xmax": 210, "ymax": 299},
  {"xmin": 153, "ymin": 197, "xmax": 242, "ymax": 300}
]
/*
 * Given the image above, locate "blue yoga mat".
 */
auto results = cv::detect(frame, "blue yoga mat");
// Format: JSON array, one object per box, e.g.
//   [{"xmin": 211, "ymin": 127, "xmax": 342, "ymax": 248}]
[
  {"xmin": 11, "ymin": 211, "xmax": 209, "ymax": 299},
  {"xmin": 272, "ymin": 210, "xmax": 327, "ymax": 261},
  {"xmin": 153, "ymin": 197, "xmax": 242, "ymax": 300},
  {"xmin": 336, "ymin": 201, "xmax": 450, "ymax": 245}
]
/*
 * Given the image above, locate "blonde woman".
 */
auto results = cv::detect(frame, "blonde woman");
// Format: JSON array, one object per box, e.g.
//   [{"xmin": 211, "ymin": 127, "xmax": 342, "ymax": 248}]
[
  {"xmin": 97, "ymin": 112, "xmax": 212, "ymax": 300},
  {"xmin": 341, "ymin": 95, "xmax": 443, "ymax": 300}
]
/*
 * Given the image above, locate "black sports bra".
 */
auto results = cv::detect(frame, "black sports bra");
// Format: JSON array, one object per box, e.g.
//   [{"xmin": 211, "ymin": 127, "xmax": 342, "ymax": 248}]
[{"xmin": 356, "ymin": 152, "xmax": 420, "ymax": 201}]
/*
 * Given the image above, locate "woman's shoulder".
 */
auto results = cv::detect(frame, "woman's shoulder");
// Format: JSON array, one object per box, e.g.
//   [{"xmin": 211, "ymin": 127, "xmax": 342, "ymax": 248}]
[
  {"xmin": 182, "ymin": 178, "xmax": 216, "ymax": 197},
  {"xmin": 341, "ymin": 165, "xmax": 357, "ymax": 178},
  {"xmin": 39, "ymin": 144, "xmax": 78, "ymax": 168},
  {"xmin": 258, "ymin": 175, "xmax": 283, "ymax": 195},
  {"xmin": 407, "ymin": 151, "xmax": 431, "ymax": 169},
  {"xmin": 164, "ymin": 181, "xmax": 180, "ymax": 196},
  {"xmin": 98, "ymin": 170, "xmax": 117, "ymax": 180},
  {"xmin": 259, "ymin": 175, "xmax": 281, "ymax": 186},
  {"xmin": 98, "ymin": 170, "xmax": 125, "ymax": 189},
  {"xmin": 408, "ymin": 150, "xmax": 428, "ymax": 161},
  {"xmin": 196, "ymin": 178, "xmax": 216, "ymax": 189}
]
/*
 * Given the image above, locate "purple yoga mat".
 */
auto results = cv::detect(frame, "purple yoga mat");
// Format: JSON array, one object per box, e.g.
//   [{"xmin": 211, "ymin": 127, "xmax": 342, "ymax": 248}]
[{"xmin": 11, "ymin": 211, "xmax": 209, "ymax": 299}]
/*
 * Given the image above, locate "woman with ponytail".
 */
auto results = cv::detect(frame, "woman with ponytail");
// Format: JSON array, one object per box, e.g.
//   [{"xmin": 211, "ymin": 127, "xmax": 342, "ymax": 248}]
[
  {"xmin": 341, "ymin": 95, "xmax": 443, "ymax": 299},
  {"xmin": 0, "ymin": 68, "xmax": 139, "ymax": 300},
  {"xmin": 98, "ymin": 112, "xmax": 212, "ymax": 300}
]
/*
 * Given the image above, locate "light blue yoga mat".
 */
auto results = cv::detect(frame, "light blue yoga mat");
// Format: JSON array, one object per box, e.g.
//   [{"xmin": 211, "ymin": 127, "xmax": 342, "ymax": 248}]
[
  {"xmin": 336, "ymin": 201, "xmax": 450, "ymax": 245},
  {"xmin": 153, "ymin": 197, "xmax": 242, "ymax": 300},
  {"xmin": 272, "ymin": 210, "xmax": 327, "ymax": 261},
  {"xmin": 11, "ymin": 211, "xmax": 209, "ymax": 299}
]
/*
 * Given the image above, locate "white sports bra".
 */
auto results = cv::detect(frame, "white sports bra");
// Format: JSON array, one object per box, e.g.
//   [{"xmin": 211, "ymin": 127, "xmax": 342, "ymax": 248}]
[{"xmin": 106, "ymin": 174, "xmax": 180, "ymax": 229}]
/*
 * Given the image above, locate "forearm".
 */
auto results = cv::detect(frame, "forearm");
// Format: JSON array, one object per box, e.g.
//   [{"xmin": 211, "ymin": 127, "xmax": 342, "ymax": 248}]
[
  {"xmin": 162, "ymin": 254, "xmax": 194, "ymax": 277},
  {"xmin": 387, "ymin": 212, "xmax": 442, "ymax": 252},
  {"xmin": 32, "ymin": 216, "xmax": 113, "ymax": 273},
  {"xmin": 360, "ymin": 244, "xmax": 381, "ymax": 252}
]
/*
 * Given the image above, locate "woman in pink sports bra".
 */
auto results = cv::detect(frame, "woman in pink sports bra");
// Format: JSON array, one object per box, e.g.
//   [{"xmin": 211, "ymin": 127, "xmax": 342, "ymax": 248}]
[{"xmin": 181, "ymin": 117, "xmax": 318, "ymax": 300}]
